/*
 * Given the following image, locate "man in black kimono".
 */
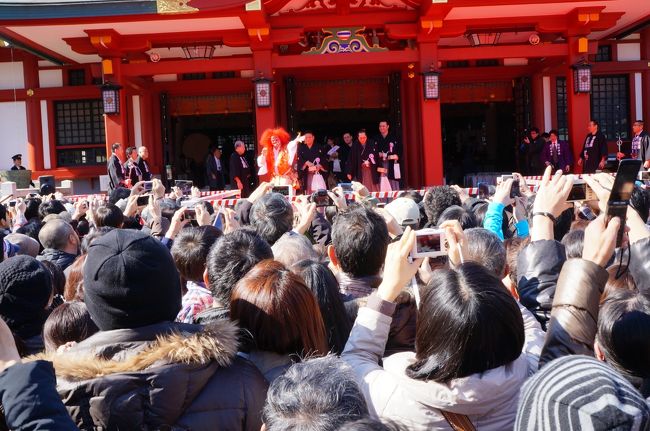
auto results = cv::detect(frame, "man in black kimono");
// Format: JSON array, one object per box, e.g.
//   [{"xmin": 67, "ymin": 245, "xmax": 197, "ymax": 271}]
[
  {"xmin": 125, "ymin": 146, "xmax": 142, "ymax": 186},
  {"xmin": 136, "ymin": 146, "xmax": 152, "ymax": 181},
  {"xmin": 521, "ymin": 127, "xmax": 546, "ymax": 175},
  {"xmin": 107, "ymin": 143, "xmax": 126, "ymax": 191},
  {"xmin": 206, "ymin": 146, "xmax": 225, "ymax": 191},
  {"xmin": 577, "ymin": 120, "xmax": 608, "ymax": 174},
  {"xmin": 374, "ymin": 120, "xmax": 402, "ymax": 191},
  {"xmin": 297, "ymin": 131, "xmax": 327, "ymax": 194},
  {"xmin": 347, "ymin": 129, "xmax": 379, "ymax": 192},
  {"xmin": 229, "ymin": 140, "xmax": 252, "ymax": 198}
]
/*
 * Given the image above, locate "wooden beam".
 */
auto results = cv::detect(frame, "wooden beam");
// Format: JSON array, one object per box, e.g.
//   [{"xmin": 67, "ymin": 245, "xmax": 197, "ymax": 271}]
[
  {"xmin": 120, "ymin": 56, "xmax": 254, "ymax": 76},
  {"xmin": 271, "ymin": 50, "xmax": 418, "ymax": 69},
  {"xmin": 438, "ymin": 43, "xmax": 568, "ymax": 61}
]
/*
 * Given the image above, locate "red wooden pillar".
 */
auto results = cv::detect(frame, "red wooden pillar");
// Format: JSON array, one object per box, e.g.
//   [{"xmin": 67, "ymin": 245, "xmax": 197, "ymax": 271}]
[
  {"xmin": 23, "ymin": 54, "xmax": 44, "ymax": 171},
  {"xmin": 402, "ymin": 71, "xmax": 423, "ymax": 187},
  {"xmin": 566, "ymin": 36, "xmax": 591, "ymax": 172},
  {"xmin": 252, "ymin": 49, "xmax": 275, "ymax": 144},
  {"xmin": 641, "ymin": 28, "xmax": 650, "ymax": 127},
  {"xmin": 103, "ymin": 57, "xmax": 129, "ymax": 160},
  {"xmin": 419, "ymin": 42, "xmax": 443, "ymax": 186}
]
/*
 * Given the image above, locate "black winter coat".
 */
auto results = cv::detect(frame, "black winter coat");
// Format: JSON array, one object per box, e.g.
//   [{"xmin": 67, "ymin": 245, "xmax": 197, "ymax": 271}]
[
  {"xmin": 36, "ymin": 249, "xmax": 77, "ymax": 272},
  {"xmin": 41, "ymin": 320, "xmax": 268, "ymax": 431}
]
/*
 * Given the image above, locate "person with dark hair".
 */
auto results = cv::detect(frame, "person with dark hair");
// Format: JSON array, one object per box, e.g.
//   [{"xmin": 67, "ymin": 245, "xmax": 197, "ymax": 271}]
[
  {"xmin": 347, "ymin": 129, "xmax": 379, "ymax": 192},
  {"xmin": 375, "ymin": 120, "xmax": 402, "ymax": 191},
  {"xmin": 330, "ymin": 205, "xmax": 415, "ymax": 355},
  {"xmin": 263, "ymin": 354, "xmax": 369, "ymax": 431},
  {"xmin": 464, "ymin": 228, "xmax": 507, "ymax": 278},
  {"xmin": 38, "ymin": 200, "xmax": 66, "ymax": 220},
  {"xmin": 136, "ymin": 146, "xmax": 152, "ymax": 181},
  {"xmin": 107, "ymin": 142, "xmax": 125, "ymax": 191},
  {"xmin": 43, "ymin": 301, "xmax": 98, "ymax": 353},
  {"xmin": 561, "ymin": 228, "xmax": 584, "ymax": 259},
  {"xmin": 542, "ymin": 130, "xmax": 573, "ymax": 173},
  {"xmin": 521, "ymin": 126, "xmax": 545, "ymax": 175},
  {"xmin": 503, "ymin": 236, "xmax": 529, "ymax": 299},
  {"xmin": 342, "ymin": 231, "xmax": 544, "ymax": 430},
  {"xmin": 36, "ymin": 219, "xmax": 79, "ymax": 271},
  {"xmin": 250, "ymin": 192, "xmax": 294, "ymax": 245},
  {"xmin": 229, "ymin": 140, "xmax": 252, "ymax": 197},
  {"xmin": 470, "ymin": 200, "xmax": 489, "ymax": 228},
  {"xmin": 231, "ymin": 259, "xmax": 328, "ymax": 382},
  {"xmin": 0, "ymin": 256, "xmax": 52, "ymax": 355},
  {"xmin": 297, "ymin": 130, "xmax": 328, "ymax": 194},
  {"xmin": 93, "ymin": 204, "xmax": 124, "ymax": 228},
  {"xmin": 23, "ymin": 196, "xmax": 42, "ymax": 220},
  {"xmin": 339, "ymin": 418, "xmax": 406, "ymax": 431},
  {"xmin": 630, "ymin": 120, "xmax": 650, "ymax": 169},
  {"xmin": 44, "ymin": 229, "xmax": 268, "ymax": 429},
  {"xmin": 124, "ymin": 146, "xmax": 142, "ymax": 186},
  {"xmin": 108, "ymin": 187, "xmax": 131, "ymax": 205},
  {"xmin": 577, "ymin": 120, "xmax": 608, "ymax": 173},
  {"xmin": 206, "ymin": 146, "xmax": 226, "ymax": 191},
  {"xmin": 437, "ymin": 205, "xmax": 477, "ymax": 230},
  {"xmin": 198, "ymin": 229, "xmax": 273, "ymax": 324},
  {"xmin": 40, "ymin": 259, "xmax": 65, "ymax": 309},
  {"xmin": 16, "ymin": 219, "xmax": 43, "ymax": 244},
  {"xmin": 422, "ymin": 186, "xmax": 461, "ymax": 227},
  {"xmin": 292, "ymin": 260, "xmax": 353, "ymax": 354},
  {"xmin": 516, "ymin": 355, "xmax": 650, "ymax": 430},
  {"xmin": 172, "ymin": 226, "xmax": 222, "ymax": 323}
]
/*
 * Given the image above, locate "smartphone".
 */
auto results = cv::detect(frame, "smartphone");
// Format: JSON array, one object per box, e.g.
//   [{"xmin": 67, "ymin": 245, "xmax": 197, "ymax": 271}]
[
  {"xmin": 566, "ymin": 181, "xmax": 597, "ymax": 202},
  {"xmin": 184, "ymin": 208, "xmax": 196, "ymax": 221},
  {"xmin": 338, "ymin": 183, "xmax": 353, "ymax": 193},
  {"xmin": 606, "ymin": 159, "xmax": 643, "ymax": 247},
  {"xmin": 638, "ymin": 171, "xmax": 650, "ymax": 182},
  {"xmin": 174, "ymin": 180, "xmax": 193, "ymax": 196},
  {"xmin": 143, "ymin": 181, "xmax": 154, "ymax": 192},
  {"xmin": 510, "ymin": 179, "xmax": 521, "ymax": 199},
  {"xmin": 272, "ymin": 185, "xmax": 292, "ymax": 197},
  {"xmin": 411, "ymin": 229, "xmax": 447, "ymax": 258},
  {"xmin": 8, "ymin": 200, "xmax": 16, "ymax": 207},
  {"xmin": 136, "ymin": 195, "xmax": 150, "ymax": 206},
  {"xmin": 478, "ymin": 183, "xmax": 489, "ymax": 200},
  {"xmin": 578, "ymin": 205, "xmax": 597, "ymax": 221},
  {"xmin": 311, "ymin": 190, "xmax": 333, "ymax": 207}
]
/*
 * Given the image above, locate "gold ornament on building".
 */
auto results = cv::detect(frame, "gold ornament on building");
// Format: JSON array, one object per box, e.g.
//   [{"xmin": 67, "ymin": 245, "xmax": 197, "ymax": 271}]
[{"xmin": 156, "ymin": 0, "xmax": 198, "ymax": 14}]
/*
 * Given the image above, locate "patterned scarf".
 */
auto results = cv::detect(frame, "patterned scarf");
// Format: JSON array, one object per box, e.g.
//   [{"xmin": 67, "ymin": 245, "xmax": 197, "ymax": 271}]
[{"xmin": 550, "ymin": 141, "xmax": 561, "ymax": 156}]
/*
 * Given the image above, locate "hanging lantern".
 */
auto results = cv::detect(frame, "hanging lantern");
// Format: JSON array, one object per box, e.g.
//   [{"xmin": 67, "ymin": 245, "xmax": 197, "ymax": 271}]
[
  {"xmin": 253, "ymin": 74, "xmax": 273, "ymax": 108},
  {"xmin": 101, "ymin": 82, "xmax": 122, "ymax": 115},
  {"xmin": 466, "ymin": 32, "xmax": 501, "ymax": 47},
  {"xmin": 182, "ymin": 45, "xmax": 215, "ymax": 60},
  {"xmin": 572, "ymin": 61, "xmax": 592, "ymax": 94},
  {"xmin": 422, "ymin": 67, "xmax": 441, "ymax": 100}
]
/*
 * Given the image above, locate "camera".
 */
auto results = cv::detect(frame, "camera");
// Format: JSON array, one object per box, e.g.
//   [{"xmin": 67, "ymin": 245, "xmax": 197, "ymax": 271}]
[
  {"xmin": 136, "ymin": 195, "xmax": 150, "ymax": 206},
  {"xmin": 638, "ymin": 171, "xmax": 650, "ymax": 182},
  {"xmin": 310, "ymin": 189, "xmax": 333, "ymax": 207},
  {"xmin": 411, "ymin": 229, "xmax": 447, "ymax": 258},
  {"xmin": 338, "ymin": 183, "xmax": 353, "ymax": 193},
  {"xmin": 499, "ymin": 174, "xmax": 521, "ymax": 199},
  {"xmin": 271, "ymin": 185, "xmax": 292, "ymax": 197},
  {"xmin": 143, "ymin": 181, "xmax": 154, "ymax": 192},
  {"xmin": 566, "ymin": 180, "xmax": 596, "ymax": 202},
  {"xmin": 174, "ymin": 180, "xmax": 193, "ymax": 196},
  {"xmin": 8, "ymin": 200, "xmax": 16, "ymax": 208},
  {"xmin": 184, "ymin": 208, "xmax": 196, "ymax": 221}
]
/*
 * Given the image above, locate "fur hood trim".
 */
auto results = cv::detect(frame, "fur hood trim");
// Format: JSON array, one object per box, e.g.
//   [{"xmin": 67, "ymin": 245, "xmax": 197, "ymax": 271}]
[{"xmin": 32, "ymin": 320, "xmax": 239, "ymax": 381}]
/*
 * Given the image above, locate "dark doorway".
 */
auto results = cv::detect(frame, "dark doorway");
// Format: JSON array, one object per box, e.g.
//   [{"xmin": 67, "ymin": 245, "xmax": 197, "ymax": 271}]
[
  {"xmin": 441, "ymin": 102, "xmax": 516, "ymax": 185},
  {"xmin": 294, "ymin": 108, "xmax": 391, "ymax": 145},
  {"xmin": 170, "ymin": 113, "xmax": 255, "ymax": 188}
]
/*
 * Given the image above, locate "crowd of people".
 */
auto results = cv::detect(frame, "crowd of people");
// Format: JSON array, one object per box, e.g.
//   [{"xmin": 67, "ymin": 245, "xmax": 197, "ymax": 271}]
[{"xmin": 1, "ymin": 155, "xmax": 650, "ymax": 429}]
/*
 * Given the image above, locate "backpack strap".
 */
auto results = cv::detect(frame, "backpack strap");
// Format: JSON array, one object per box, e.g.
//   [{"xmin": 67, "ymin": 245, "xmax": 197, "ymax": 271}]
[{"xmin": 440, "ymin": 410, "xmax": 476, "ymax": 431}]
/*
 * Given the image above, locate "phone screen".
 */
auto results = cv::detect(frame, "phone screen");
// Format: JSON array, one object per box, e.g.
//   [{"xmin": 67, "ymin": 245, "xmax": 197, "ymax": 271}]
[
  {"xmin": 478, "ymin": 183, "xmax": 489, "ymax": 199},
  {"xmin": 610, "ymin": 160, "xmax": 642, "ymax": 202},
  {"xmin": 175, "ymin": 180, "xmax": 193, "ymax": 196},
  {"xmin": 184, "ymin": 209, "xmax": 196, "ymax": 220},
  {"xmin": 143, "ymin": 181, "xmax": 153, "ymax": 192},
  {"xmin": 272, "ymin": 186, "xmax": 291, "ymax": 197},
  {"xmin": 568, "ymin": 183, "xmax": 587, "ymax": 201},
  {"xmin": 338, "ymin": 183, "xmax": 353, "ymax": 192},
  {"xmin": 416, "ymin": 232, "xmax": 441, "ymax": 254},
  {"xmin": 136, "ymin": 195, "xmax": 149, "ymax": 206}
]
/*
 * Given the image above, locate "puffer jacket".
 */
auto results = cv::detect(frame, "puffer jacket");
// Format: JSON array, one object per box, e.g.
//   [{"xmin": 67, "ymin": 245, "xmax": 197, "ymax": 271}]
[
  {"xmin": 36, "ymin": 248, "xmax": 77, "ymax": 271},
  {"xmin": 516, "ymin": 239, "xmax": 566, "ymax": 329},
  {"xmin": 342, "ymin": 297, "xmax": 544, "ymax": 430},
  {"xmin": 539, "ymin": 258, "xmax": 608, "ymax": 368},
  {"xmin": 35, "ymin": 320, "xmax": 268, "ymax": 431}
]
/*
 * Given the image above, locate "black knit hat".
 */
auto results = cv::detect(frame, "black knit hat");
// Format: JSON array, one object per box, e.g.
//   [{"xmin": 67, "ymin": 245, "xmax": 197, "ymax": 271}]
[
  {"xmin": 83, "ymin": 229, "xmax": 182, "ymax": 331},
  {"xmin": 516, "ymin": 355, "xmax": 650, "ymax": 430},
  {"xmin": 0, "ymin": 255, "xmax": 52, "ymax": 339}
]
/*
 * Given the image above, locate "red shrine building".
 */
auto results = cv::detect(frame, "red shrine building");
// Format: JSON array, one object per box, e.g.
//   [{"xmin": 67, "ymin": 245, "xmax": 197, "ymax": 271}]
[{"xmin": 0, "ymin": 0, "xmax": 649, "ymax": 190}]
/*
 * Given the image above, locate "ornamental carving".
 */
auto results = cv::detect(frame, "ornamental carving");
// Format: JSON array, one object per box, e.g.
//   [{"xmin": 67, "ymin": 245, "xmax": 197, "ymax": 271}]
[
  {"xmin": 270, "ymin": 0, "xmax": 415, "ymax": 15},
  {"xmin": 302, "ymin": 27, "xmax": 388, "ymax": 55},
  {"xmin": 156, "ymin": 0, "xmax": 199, "ymax": 14}
]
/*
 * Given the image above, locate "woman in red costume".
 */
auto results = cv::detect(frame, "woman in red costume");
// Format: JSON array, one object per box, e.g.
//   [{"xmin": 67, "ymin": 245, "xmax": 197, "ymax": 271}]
[{"xmin": 256, "ymin": 127, "xmax": 304, "ymax": 188}]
